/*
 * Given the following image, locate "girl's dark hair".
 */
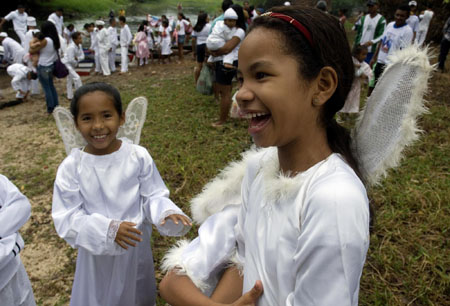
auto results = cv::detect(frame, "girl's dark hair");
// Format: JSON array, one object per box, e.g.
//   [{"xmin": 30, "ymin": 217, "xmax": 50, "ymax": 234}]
[
  {"xmin": 249, "ymin": 6, "xmax": 361, "ymax": 180},
  {"xmin": 138, "ymin": 24, "xmax": 145, "ymax": 32},
  {"xmin": 67, "ymin": 24, "xmax": 74, "ymax": 30},
  {"xmin": 178, "ymin": 12, "xmax": 186, "ymax": 20},
  {"xmin": 230, "ymin": 4, "xmax": 246, "ymax": 31},
  {"xmin": 162, "ymin": 19, "xmax": 169, "ymax": 27},
  {"xmin": 194, "ymin": 12, "xmax": 208, "ymax": 32},
  {"xmin": 40, "ymin": 21, "xmax": 60, "ymax": 50},
  {"xmin": 222, "ymin": 0, "xmax": 234, "ymax": 12},
  {"xmin": 119, "ymin": 16, "xmax": 126, "ymax": 23},
  {"xmin": 352, "ymin": 44, "xmax": 368, "ymax": 57},
  {"xmin": 71, "ymin": 82, "xmax": 123, "ymax": 119}
]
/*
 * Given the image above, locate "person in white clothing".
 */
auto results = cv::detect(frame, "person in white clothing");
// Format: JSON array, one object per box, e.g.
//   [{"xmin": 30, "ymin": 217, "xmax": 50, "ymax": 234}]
[
  {"xmin": 159, "ymin": 19, "xmax": 173, "ymax": 64},
  {"xmin": 108, "ymin": 18, "xmax": 119, "ymax": 72},
  {"xmin": 47, "ymin": 8, "xmax": 64, "ymax": 37},
  {"xmin": 0, "ymin": 174, "xmax": 36, "ymax": 306},
  {"xmin": 62, "ymin": 32, "xmax": 84, "ymax": 99},
  {"xmin": 160, "ymin": 7, "xmax": 369, "ymax": 306},
  {"xmin": 406, "ymin": 1, "xmax": 419, "ymax": 43},
  {"xmin": 416, "ymin": 5, "xmax": 434, "ymax": 46},
  {"xmin": 118, "ymin": 16, "xmax": 132, "ymax": 73},
  {"xmin": 63, "ymin": 24, "xmax": 76, "ymax": 45},
  {"xmin": 175, "ymin": 12, "xmax": 191, "ymax": 61},
  {"xmin": 52, "ymin": 82, "xmax": 192, "ymax": 306},
  {"xmin": 207, "ymin": 8, "xmax": 238, "ymax": 68},
  {"xmin": 0, "ymin": 32, "xmax": 25, "ymax": 64},
  {"xmin": 0, "ymin": 4, "xmax": 28, "ymax": 46},
  {"xmin": 370, "ymin": 4, "xmax": 413, "ymax": 95},
  {"xmin": 6, "ymin": 63, "xmax": 37, "ymax": 100},
  {"xmin": 84, "ymin": 23, "xmax": 100, "ymax": 74},
  {"xmin": 192, "ymin": 12, "xmax": 211, "ymax": 83},
  {"xmin": 23, "ymin": 17, "xmax": 41, "ymax": 95},
  {"xmin": 95, "ymin": 20, "xmax": 111, "ymax": 76}
]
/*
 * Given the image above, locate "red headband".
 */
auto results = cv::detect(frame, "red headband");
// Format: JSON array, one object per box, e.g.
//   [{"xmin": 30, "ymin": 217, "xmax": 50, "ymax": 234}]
[{"xmin": 263, "ymin": 12, "xmax": 314, "ymax": 47}]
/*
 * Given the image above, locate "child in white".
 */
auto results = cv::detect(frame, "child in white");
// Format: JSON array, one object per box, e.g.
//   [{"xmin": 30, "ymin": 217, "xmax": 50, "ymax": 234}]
[
  {"xmin": 119, "ymin": 16, "xmax": 132, "ymax": 73},
  {"xmin": 207, "ymin": 8, "xmax": 237, "ymax": 68},
  {"xmin": 1, "ymin": 6, "xmax": 28, "ymax": 46},
  {"xmin": 62, "ymin": 32, "xmax": 84, "ymax": 99},
  {"xmin": 341, "ymin": 45, "xmax": 373, "ymax": 114},
  {"xmin": 23, "ymin": 17, "xmax": 40, "ymax": 95},
  {"xmin": 0, "ymin": 174, "xmax": 36, "ymax": 306},
  {"xmin": 416, "ymin": 8, "xmax": 434, "ymax": 46},
  {"xmin": 52, "ymin": 82, "xmax": 191, "ymax": 306},
  {"xmin": 6, "ymin": 63, "xmax": 37, "ymax": 99},
  {"xmin": 160, "ymin": 19, "xmax": 172, "ymax": 63},
  {"xmin": 95, "ymin": 20, "xmax": 111, "ymax": 76}
]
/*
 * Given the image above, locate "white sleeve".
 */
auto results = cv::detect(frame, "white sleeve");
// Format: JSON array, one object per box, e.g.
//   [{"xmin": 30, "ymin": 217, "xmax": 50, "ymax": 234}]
[
  {"xmin": 126, "ymin": 26, "xmax": 132, "ymax": 45},
  {"xmin": 63, "ymin": 46, "xmax": 75, "ymax": 66},
  {"xmin": 286, "ymin": 176, "xmax": 369, "ymax": 306},
  {"xmin": 0, "ymin": 175, "xmax": 31, "ymax": 238},
  {"xmin": 137, "ymin": 147, "xmax": 191, "ymax": 236},
  {"xmin": 77, "ymin": 45, "xmax": 85, "ymax": 62},
  {"xmin": 162, "ymin": 205, "xmax": 240, "ymax": 295},
  {"xmin": 52, "ymin": 155, "xmax": 115, "ymax": 255},
  {"xmin": 4, "ymin": 11, "xmax": 15, "ymax": 21}
]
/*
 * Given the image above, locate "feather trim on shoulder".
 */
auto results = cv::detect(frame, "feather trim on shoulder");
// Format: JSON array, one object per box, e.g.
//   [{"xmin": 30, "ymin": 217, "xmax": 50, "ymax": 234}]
[
  {"xmin": 190, "ymin": 146, "xmax": 266, "ymax": 224},
  {"xmin": 160, "ymin": 240, "xmax": 211, "ymax": 293}
]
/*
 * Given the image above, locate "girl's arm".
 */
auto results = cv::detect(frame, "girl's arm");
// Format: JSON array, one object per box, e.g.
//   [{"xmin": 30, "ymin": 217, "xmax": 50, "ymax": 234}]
[{"xmin": 0, "ymin": 175, "xmax": 31, "ymax": 238}]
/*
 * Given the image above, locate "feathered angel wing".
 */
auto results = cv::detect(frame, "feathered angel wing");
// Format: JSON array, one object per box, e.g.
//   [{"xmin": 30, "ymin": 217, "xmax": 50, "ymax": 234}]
[
  {"xmin": 352, "ymin": 45, "xmax": 433, "ymax": 186},
  {"xmin": 117, "ymin": 96, "xmax": 148, "ymax": 144},
  {"xmin": 53, "ymin": 106, "xmax": 87, "ymax": 155}
]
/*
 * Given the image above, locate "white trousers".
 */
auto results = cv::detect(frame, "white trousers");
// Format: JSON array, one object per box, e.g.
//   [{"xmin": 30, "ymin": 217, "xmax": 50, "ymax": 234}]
[
  {"xmin": 16, "ymin": 30, "xmax": 26, "ymax": 48},
  {"xmin": 415, "ymin": 30, "xmax": 427, "ymax": 46},
  {"xmin": 109, "ymin": 46, "xmax": 116, "ymax": 72},
  {"xmin": 66, "ymin": 64, "xmax": 82, "ymax": 99},
  {"xmin": 121, "ymin": 46, "xmax": 129, "ymax": 72},
  {"xmin": 94, "ymin": 48, "xmax": 100, "ymax": 72},
  {"xmin": 0, "ymin": 259, "xmax": 36, "ymax": 306},
  {"xmin": 99, "ymin": 48, "xmax": 111, "ymax": 76}
]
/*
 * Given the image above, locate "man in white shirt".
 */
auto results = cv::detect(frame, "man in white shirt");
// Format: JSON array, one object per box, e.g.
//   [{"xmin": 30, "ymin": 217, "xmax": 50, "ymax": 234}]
[
  {"xmin": 354, "ymin": 0, "xmax": 386, "ymax": 63},
  {"xmin": 6, "ymin": 63, "xmax": 37, "ymax": 100},
  {"xmin": 119, "ymin": 16, "xmax": 132, "ymax": 74},
  {"xmin": 0, "ymin": 5, "xmax": 28, "ymax": 46},
  {"xmin": 62, "ymin": 32, "xmax": 84, "ymax": 99},
  {"xmin": 84, "ymin": 23, "xmax": 100, "ymax": 74},
  {"xmin": 48, "ymin": 8, "xmax": 64, "ymax": 37},
  {"xmin": 369, "ymin": 4, "xmax": 413, "ymax": 96},
  {"xmin": 0, "ymin": 32, "xmax": 25, "ymax": 65},
  {"xmin": 108, "ymin": 18, "xmax": 119, "ymax": 73},
  {"xmin": 406, "ymin": 1, "xmax": 419, "ymax": 43},
  {"xmin": 96, "ymin": 20, "xmax": 111, "ymax": 76}
]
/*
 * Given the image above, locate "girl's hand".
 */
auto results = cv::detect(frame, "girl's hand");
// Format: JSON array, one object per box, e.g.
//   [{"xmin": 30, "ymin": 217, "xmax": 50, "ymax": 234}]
[
  {"xmin": 161, "ymin": 214, "xmax": 192, "ymax": 227},
  {"xmin": 231, "ymin": 281, "xmax": 263, "ymax": 306},
  {"xmin": 115, "ymin": 221, "xmax": 142, "ymax": 249}
]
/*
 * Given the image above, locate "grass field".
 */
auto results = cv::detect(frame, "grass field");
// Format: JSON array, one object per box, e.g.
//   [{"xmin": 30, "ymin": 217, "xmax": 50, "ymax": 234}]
[{"xmin": 0, "ymin": 15, "xmax": 448, "ymax": 306}]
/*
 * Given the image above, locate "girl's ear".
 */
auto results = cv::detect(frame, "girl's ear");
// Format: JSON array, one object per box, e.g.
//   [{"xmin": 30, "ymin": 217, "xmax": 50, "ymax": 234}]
[{"xmin": 312, "ymin": 66, "xmax": 338, "ymax": 106}]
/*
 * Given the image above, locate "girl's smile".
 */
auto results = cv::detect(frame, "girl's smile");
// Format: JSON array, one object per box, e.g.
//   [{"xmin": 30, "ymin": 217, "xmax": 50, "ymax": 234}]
[{"xmin": 75, "ymin": 91, "xmax": 125, "ymax": 155}]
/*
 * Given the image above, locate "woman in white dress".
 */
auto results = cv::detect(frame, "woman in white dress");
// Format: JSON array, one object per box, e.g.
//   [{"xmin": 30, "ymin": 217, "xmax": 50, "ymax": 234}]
[{"xmin": 160, "ymin": 6, "xmax": 370, "ymax": 306}]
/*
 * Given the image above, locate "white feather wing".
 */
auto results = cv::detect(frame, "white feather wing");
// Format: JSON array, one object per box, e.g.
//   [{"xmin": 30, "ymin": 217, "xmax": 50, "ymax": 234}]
[
  {"xmin": 117, "ymin": 96, "xmax": 148, "ymax": 144},
  {"xmin": 53, "ymin": 106, "xmax": 87, "ymax": 155},
  {"xmin": 352, "ymin": 46, "xmax": 433, "ymax": 185}
]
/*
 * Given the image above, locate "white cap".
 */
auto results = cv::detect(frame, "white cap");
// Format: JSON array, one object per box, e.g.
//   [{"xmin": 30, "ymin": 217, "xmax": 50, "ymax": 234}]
[
  {"xmin": 0, "ymin": 32, "xmax": 8, "ymax": 38},
  {"xmin": 409, "ymin": 1, "xmax": 417, "ymax": 6},
  {"xmin": 95, "ymin": 20, "xmax": 105, "ymax": 26},
  {"xmin": 284, "ymin": 1, "xmax": 291, "ymax": 5},
  {"xmin": 224, "ymin": 8, "xmax": 238, "ymax": 20},
  {"xmin": 27, "ymin": 16, "xmax": 37, "ymax": 26}
]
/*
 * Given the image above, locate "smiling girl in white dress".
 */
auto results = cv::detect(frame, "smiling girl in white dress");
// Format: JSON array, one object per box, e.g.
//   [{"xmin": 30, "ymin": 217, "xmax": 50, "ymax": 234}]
[
  {"xmin": 52, "ymin": 82, "xmax": 192, "ymax": 306},
  {"xmin": 160, "ymin": 6, "xmax": 370, "ymax": 306}
]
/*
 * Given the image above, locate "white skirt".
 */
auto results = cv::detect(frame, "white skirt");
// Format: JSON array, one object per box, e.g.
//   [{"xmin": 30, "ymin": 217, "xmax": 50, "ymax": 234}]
[{"xmin": 0, "ymin": 258, "xmax": 35, "ymax": 306}]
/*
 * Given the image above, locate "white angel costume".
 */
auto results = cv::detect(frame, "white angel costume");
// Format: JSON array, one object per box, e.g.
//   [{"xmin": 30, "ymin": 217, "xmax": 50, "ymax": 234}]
[
  {"xmin": 162, "ymin": 45, "xmax": 432, "ymax": 304},
  {"xmin": 52, "ymin": 139, "xmax": 191, "ymax": 306},
  {"xmin": 0, "ymin": 174, "xmax": 35, "ymax": 306}
]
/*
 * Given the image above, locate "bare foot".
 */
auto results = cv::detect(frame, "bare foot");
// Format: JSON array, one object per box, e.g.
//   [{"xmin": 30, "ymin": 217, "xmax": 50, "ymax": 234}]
[{"xmin": 211, "ymin": 121, "xmax": 225, "ymax": 128}]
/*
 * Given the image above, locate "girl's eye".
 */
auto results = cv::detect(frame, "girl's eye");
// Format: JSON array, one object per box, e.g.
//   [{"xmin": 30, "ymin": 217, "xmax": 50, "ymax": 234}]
[
  {"xmin": 81, "ymin": 116, "xmax": 91, "ymax": 121},
  {"xmin": 104, "ymin": 113, "xmax": 113, "ymax": 118},
  {"xmin": 255, "ymin": 72, "xmax": 267, "ymax": 80}
]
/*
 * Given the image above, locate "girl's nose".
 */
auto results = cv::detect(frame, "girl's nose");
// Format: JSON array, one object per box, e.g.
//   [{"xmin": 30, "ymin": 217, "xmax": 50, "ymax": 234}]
[
  {"xmin": 93, "ymin": 118, "xmax": 104, "ymax": 129},
  {"xmin": 236, "ymin": 85, "xmax": 254, "ymax": 109}
]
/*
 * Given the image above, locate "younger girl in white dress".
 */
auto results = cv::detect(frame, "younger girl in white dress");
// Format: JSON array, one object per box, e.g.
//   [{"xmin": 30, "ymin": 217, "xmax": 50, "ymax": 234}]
[
  {"xmin": 52, "ymin": 82, "xmax": 191, "ymax": 306},
  {"xmin": 160, "ymin": 6, "xmax": 370, "ymax": 306}
]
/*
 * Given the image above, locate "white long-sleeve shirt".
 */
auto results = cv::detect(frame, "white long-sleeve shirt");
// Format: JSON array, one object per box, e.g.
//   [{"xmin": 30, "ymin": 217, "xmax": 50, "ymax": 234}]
[
  {"xmin": 6, "ymin": 63, "xmax": 30, "ymax": 94},
  {"xmin": 0, "ymin": 174, "xmax": 31, "ymax": 290},
  {"xmin": 62, "ymin": 42, "xmax": 84, "ymax": 67},
  {"xmin": 107, "ymin": 26, "xmax": 118, "ymax": 48},
  {"xmin": 89, "ymin": 28, "xmax": 98, "ymax": 51},
  {"xmin": 48, "ymin": 12, "xmax": 64, "ymax": 36},
  {"xmin": 97, "ymin": 27, "xmax": 110, "ymax": 52},
  {"xmin": 119, "ymin": 24, "xmax": 132, "ymax": 47},
  {"xmin": 1, "ymin": 37, "xmax": 25, "ymax": 64}
]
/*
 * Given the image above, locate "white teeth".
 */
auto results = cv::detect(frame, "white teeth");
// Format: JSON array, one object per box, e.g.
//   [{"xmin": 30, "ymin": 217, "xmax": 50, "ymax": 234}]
[
  {"xmin": 93, "ymin": 135, "xmax": 106, "ymax": 139},
  {"xmin": 243, "ymin": 112, "xmax": 269, "ymax": 119}
]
